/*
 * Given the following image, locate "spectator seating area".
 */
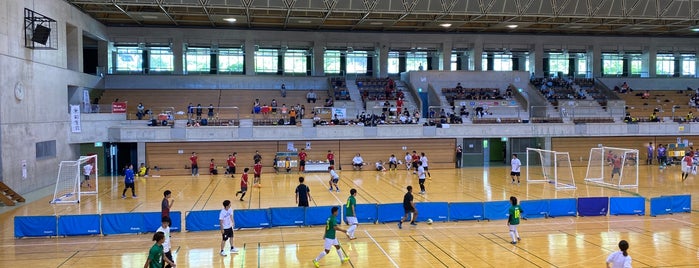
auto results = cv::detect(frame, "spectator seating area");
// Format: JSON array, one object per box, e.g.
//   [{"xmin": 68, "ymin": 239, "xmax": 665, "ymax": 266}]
[
  {"xmin": 530, "ymin": 78, "xmax": 600, "ymax": 107},
  {"xmin": 330, "ymin": 77, "xmax": 350, "ymax": 101},
  {"xmin": 98, "ymin": 89, "xmax": 325, "ymax": 126},
  {"xmin": 442, "ymin": 87, "xmax": 506, "ymax": 106},
  {"xmin": 618, "ymin": 90, "xmax": 697, "ymax": 123},
  {"xmin": 356, "ymin": 77, "xmax": 404, "ymax": 101}
]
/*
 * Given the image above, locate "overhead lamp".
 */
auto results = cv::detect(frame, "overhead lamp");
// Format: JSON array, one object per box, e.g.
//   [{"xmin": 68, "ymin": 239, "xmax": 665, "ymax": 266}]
[
  {"xmin": 691, "ymin": 28, "xmax": 699, "ymax": 32},
  {"xmin": 507, "ymin": 24, "xmax": 518, "ymax": 29},
  {"xmin": 298, "ymin": 20, "xmax": 312, "ymax": 24},
  {"xmin": 223, "ymin": 18, "xmax": 237, "ymax": 23},
  {"xmin": 440, "ymin": 23, "xmax": 452, "ymax": 28}
]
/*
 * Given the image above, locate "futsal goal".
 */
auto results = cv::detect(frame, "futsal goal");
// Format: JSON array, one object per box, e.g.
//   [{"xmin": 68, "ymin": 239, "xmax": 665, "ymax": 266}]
[
  {"xmin": 584, "ymin": 146, "xmax": 639, "ymax": 188},
  {"xmin": 51, "ymin": 155, "xmax": 98, "ymax": 204},
  {"xmin": 526, "ymin": 148, "xmax": 576, "ymax": 189}
]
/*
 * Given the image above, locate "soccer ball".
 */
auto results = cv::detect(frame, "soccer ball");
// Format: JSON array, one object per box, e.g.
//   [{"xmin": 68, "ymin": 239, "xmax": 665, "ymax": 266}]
[{"xmin": 426, "ymin": 218, "xmax": 433, "ymax": 225}]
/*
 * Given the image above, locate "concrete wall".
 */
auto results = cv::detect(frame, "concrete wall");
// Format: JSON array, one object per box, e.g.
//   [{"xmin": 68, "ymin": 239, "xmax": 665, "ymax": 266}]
[
  {"xmin": 0, "ymin": 0, "xmax": 106, "ymax": 194},
  {"xmin": 598, "ymin": 77, "xmax": 699, "ymax": 91},
  {"xmin": 105, "ymin": 75, "xmax": 330, "ymax": 90}
]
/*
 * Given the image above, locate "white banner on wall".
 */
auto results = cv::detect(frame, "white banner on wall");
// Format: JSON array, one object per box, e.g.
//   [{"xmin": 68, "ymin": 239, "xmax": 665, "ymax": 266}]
[
  {"xmin": 70, "ymin": 104, "xmax": 81, "ymax": 133},
  {"xmin": 332, "ymin": 108, "xmax": 347, "ymax": 119}
]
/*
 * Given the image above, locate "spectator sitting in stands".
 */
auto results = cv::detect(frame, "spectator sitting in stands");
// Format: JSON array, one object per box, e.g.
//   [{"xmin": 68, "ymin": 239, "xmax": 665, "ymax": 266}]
[
  {"xmin": 280, "ymin": 104, "xmax": 288, "ymax": 118},
  {"xmin": 208, "ymin": 104, "xmax": 215, "ymax": 120},
  {"xmin": 196, "ymin": 104, "xmax": 203, "ymax": 120},
  {"xmin": 650, "ymin": 112, "xmax": 660, "ymax": 122},
  {"xmin": 620, "ymin": 82, "xmax": 631, "ymax": 93},
  {"xmin": 306, "ymin": 89, "xmax": 317, "ymax": 103},
  {"xmin": 261, "ymin": 104, "xmax": 271, "ymax": 118},
  {"xmin": 136, "ymin": 103, "xmax": 145, "ymax": 120},
  {"xmin": 271, "ymin": 99, "xmax": 278, "ymax": 113},
  {"xmin": 687, "ymin": 111, "xmax": 695, "ymax": 122},
  {"xmin": 641, "ymin": 90, "xmax": 650, "ymax": 99},
  {"xmin": 455, "ymin": 82, "xmax": 463, "ymax": 90},
  {"xmin": 324, "ymin": 98, "xmax": 334, "ymax": 107},
  {"xmin": 253, "ymin": 99, "xmax": 261, "ymax": 114},
  {"xmin": 281, "ymin": 83, "xmax": 287, "ymax": 97},
  {"xmin": 623, "ymin": 113, "xmax": 635, "ymax": 123}
]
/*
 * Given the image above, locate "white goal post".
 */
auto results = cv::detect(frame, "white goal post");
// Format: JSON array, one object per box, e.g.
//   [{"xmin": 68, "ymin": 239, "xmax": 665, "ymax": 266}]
[
  {"xmin": 584, "ymin": 146, "xmax": 639, "ymax": 188},
  {"xmin": 51, "ymin": 155, "xmax": 98, "ymax": 204},
  {"xmin": 526, "ymin": 148, "xmax": 576, "ymax": 189}
]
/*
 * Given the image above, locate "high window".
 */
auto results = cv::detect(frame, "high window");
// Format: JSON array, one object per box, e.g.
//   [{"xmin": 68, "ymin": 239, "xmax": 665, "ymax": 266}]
[
  {"xmin": 218, "ymin": 48, "xmax": 244, "ymax": 74},
  {"xmin": 283, "ymin": 49, "xmax": 308, "ymax": 74},
  {"xmin": 114, "ymin": 46, "xmax": 143, "ymax": 73},
  {"xmin": 185, "ymin": 47, "xmax": 211, "ymax": 74},
  {"xmin": 255, "ymin": 49, "xmax": 279, "ymax": 73},
  {"xmin": 324, "ymin": 50, "xmax": 341, "ymax": 74}
]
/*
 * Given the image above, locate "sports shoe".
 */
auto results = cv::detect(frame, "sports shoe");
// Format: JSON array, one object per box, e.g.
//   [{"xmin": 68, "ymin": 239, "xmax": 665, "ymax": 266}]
[
  {"xmin": 517, "ymin": 237, "xmax": 521, "ymax": 242},
  {"xmin": 239, "ymin": 198, "xmax": 244, "ymax": 201},
  {"xmin": 132, "ymin": 195, "xmax": 138, "ymax": 198},
  {"xmin": 419, "ymin": 191, "xmax": 425, "ymax": 195},
  {"xmin": 510, "ymin": 241, "xmax": 517, "ymax": 245},
  {"xmin": 121, "ymin": 195, "xmax": 126, "ymax": 199},
  {"xmin": 235, "ymin": 192, "xmax": 240, "ymax": 197},
  {"xmin": 231, "ymin": 247, "xmax": 239, "ymax": 253},
  {"xmin": 397, "ymin": 222, "xmax": 402, "ymax": 229},
  {"xmin": 410, "ymin": 222, "xmax": 418, "ymax": 226},
  {"xmin": 329, "ymin": 188, "xmax": 333, "ymax": 191},
  {"xmin": 342, "ymin": 257, "xmax": 350, "ymax": 263},
  {"xmin": 312, "ymin": 259, "xmax": 320, "ymax": 268},
  {"xmin": 349, "ymin": 236, "xmax": 357, "ymax": 240},
  {"xmin": 336, "ymin": 189, "xmax": 340, "ymax": 192},
  {"xmin": 220, "ymin": 251, "xmax": 227, "ymax": 256}
]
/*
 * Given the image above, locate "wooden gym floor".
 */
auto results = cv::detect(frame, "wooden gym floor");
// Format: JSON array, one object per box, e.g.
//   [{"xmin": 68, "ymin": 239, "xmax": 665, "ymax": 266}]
[{"xmin": 0, "ymin": 164, "xmax": 697, "ymax": 267}]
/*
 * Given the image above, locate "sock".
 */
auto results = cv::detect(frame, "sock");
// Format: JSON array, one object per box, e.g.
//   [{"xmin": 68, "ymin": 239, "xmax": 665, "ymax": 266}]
[
  {"xmin": 509, "ymin": 228, "xmax": 517, "ymax": 241},
  {"xmin": 315, "ymin": 251, "xmax": 327, "ymax": 262},
  {"xmin": 241, "ymin": 192, "xmax": 246, "ymax": 198},
  {"xmin": 347, "ymin": 225, "xmax": 357, "ymax": 237},
  {"xmin": 336, "ymin": 249, "xmax": 345, "ymax": 259}
]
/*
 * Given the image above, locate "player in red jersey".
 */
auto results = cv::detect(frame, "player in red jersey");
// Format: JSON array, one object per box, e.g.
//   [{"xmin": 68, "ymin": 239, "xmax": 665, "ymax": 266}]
[
  {"xmin": 253, "ymin": 160, "xmax": 263, "ymax": 187},
  {"xmin": 298, "ymin": 148, "xmax": 308, "ymax": 173}
]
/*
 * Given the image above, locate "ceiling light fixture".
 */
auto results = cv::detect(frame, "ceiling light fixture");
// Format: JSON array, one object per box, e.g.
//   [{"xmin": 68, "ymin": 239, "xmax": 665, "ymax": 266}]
[
  {"xmin": 506, "ymin": 24, "xmax": 518, "ymax": 29},
  {"xmin": 223, "ymin": 18, "xmax": 237, "ymax": 23},
  {"xmin": 298, "ymin": 20, "xmax": 312, "ymax": 24},
  {"xmin": 691, "ymin": 28, "xmax": 699, "ymax": 32},
  {"xmin": 370, "ymin": 22, "xmax": 383, "ymax": 25},
  {"xmin": 440, "ymin": 23, "xmax": 452, "ymax": 28}
]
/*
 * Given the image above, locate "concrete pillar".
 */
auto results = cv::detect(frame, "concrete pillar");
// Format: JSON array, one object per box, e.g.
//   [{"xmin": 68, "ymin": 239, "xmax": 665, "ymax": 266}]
[
  {"xmin": 473, "ymin": 42, "xmax": 483, "ymax": 71},
  {"xmin": 378, "ymin": 42, "xmax": 389, "ymax": 77},
  {"xmin": 137, "ymin": 142, "xmax": 146, "ymax": 166},
  {"xmin": 171, "ymin": 37, "xmax": 184, "ymax": 75},
  {"xmin": 442, "ymin": 41, "xmax": 452, "ymax": 71},
  {"xmin": 647, "ymin": 45, "xmax": 657, "ymax": 77},
  {"xmin": 66, "ymin": 24, "xmax": 81, "ymax": 72},
  {"xmin": 533, "ymin": 42, "xmax": 544, "ymax": 77},
  {"xmin": 245, "ymin": 40, "xmax": 256, "ymax": 76},
  {"xmin": 313, "ymin": 42, "xmax": 325, "ymax": 76},
  {"xmin": 98, "ymin": 40, "xmax": 109, "ymax": 74},
  {"xmin": 592, "ymin": 45, "xmax": 602, "ymax": 77}
]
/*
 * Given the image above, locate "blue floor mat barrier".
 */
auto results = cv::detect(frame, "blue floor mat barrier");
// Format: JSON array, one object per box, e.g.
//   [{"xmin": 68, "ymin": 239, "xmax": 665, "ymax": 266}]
[
  {"xmin": 650, "ymin": 196, "xmax": 673, "ymax": 216},
  {"xmin": 270, "ymin": 207, "xmax": 305, "ymax": 227},
  {"xmin": 233, "ymin": 209, "xmax": 271, "ymax": 229},
  {"xmin": 142, "ymin": 211, "xmax": 182, "ymax": 232},
  {"xmin": 667, "ymin": 195, "xmax": 691, "ymax": 213},
  {"xmin": 448, "ymin": 202, "xmax": 484, "ymax": 221},
  {"xmin": 548, "ymin": 198, "xmax": 577, "ymax": 217},
  {"xmin": 377, "ymin": 203, "xmax": 406, "ymax": 223},
  {"xmin": 305, "ymin": 206, "xmax": 341, "ymax": 226},
  {"xmin": 520, "ymin": 200, "xmax": 549, "ymax": 219},
  {"xmin": 483, "ymin": 200, "xmax": 510, "ymax": 221},
  {"xmin": 415, "ymin": 202, "xmax": 449, "ymax": 222},
  {"xmin": 14, "ymin": 216, "xmax": 57, "ymax": 238},
  {"xmin": 102, "ymin": 213, "xmax": 144, "ymax": 235},
  {"xmin": 610, "ymin": 197, "xmax": 645, "ymax": 216},
  {"xmin": 350, "ymin": 203, "xmax": 378, "ymax": 224},
  {"xmin": 58, "ymin": 214, "xmax": 100, "ymax": 236},
  {"xmin": 577, "ymin": 197, "xmax": 609, "ymax": 216},
  {"xmin": 186, "ymin": 210, "xmax": 223, "ymax": 231}
]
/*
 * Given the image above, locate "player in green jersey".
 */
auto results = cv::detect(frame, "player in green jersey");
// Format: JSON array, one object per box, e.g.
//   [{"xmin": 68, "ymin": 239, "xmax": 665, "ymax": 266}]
[
  {"xmin": 507, "ymin": 196, "xmax": 523, "ymax": 244},
  {"xmin": 345, "ymin": 189, "xmax": 358, "ymax": 240},
  {"xmin": 313, "ymin": 207, "xmax": 349, "ymax": 267}
]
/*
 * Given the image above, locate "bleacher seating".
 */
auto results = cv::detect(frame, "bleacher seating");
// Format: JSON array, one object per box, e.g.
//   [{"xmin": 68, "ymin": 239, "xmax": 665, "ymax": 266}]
[
  {"xmin": 329, "ymin": 77, "xmax": 350, "ymax": 101},
  {"xmin": 530, "ymin": 78, "xmax": 597, "ymax": 106},
  {"xmin": 356, "ymin": 77, "xmax": 403, "ymax": 101},
  {"xmin": 618, "ymin": 90, "xmax": 695, "ymax": 122},
  {"xmin": 99, "ymin": 89, "xmax": 326, "ymax": 125}
]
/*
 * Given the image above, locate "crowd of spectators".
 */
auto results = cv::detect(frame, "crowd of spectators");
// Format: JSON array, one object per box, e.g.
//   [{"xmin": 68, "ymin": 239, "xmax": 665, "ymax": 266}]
[{"xmin": 531, "ymin": 77, "xmax": 595, "ymax": 105}]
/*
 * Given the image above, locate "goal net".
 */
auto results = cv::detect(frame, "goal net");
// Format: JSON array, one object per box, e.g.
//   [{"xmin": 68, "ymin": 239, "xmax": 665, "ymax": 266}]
[
  {"xmin": 51, "ymin": 155, "xmax": 98, "ymax": 204},
  {"xmin": 584, "ymin": 147, "xmax": 639, "ymax": 188},
  {"xmin": 526, "ymin": 148, "xmax": 576, "ymax": 189}
]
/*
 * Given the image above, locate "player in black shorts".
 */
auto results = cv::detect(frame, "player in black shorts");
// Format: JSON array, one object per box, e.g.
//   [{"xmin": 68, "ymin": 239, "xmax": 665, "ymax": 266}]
[{"xmin": 398, "ymin": 186, "xmax": 418, "ymax": 229}]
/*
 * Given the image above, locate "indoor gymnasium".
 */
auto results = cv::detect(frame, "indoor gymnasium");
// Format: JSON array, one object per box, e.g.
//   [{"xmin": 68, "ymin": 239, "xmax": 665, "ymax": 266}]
[{"xmin": 1, "ymin": 0, "xmax": 698, "ymax": 267}]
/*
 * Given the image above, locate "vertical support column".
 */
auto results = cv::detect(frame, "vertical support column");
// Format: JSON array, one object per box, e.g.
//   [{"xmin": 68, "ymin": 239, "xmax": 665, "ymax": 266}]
[
  {"xmin": 313, "ymin": 42, "xmax": 325, "ymax": 76},
  {"xmin": 695, "ymin": 52, "xmax": 699, "ymax": 78},
  {"xmin": 533, "ymin": 42, "xmax": 544, "ymax": 77},
  {"xmin": 244, "ymin": 40, "xmax": 256, "ymax": 76},
  {"xmin": 472, "ymin": 42, "xmax": 483, "ymax": 71},
  {"xmin": 442, "ymin": 41, "xmax": 452, "ymax": 71},
  {"xmin": 378, "ymin": 43, "xmax": 389, "ymax": 77},
  {"xmin": 647, "ymin": 45, "xmax": 657, "ymax": 77},
  {"xmin": 65, "ymin": 24, "xmax": 81, "ymax": 72},
  {"xmin": 98, "ymin": 40, "xmax": 109, "ymax": 74},
  {"xmin": 171, "ymin": 38, "xmax": 184, "ymax": 75},
  {"xmin": 592, "ymin": 45, "xmax": 602, "ymax": 77},
  {"xmin": 137, "ymin": 142, "xmax": 146, "ymax": 167}
]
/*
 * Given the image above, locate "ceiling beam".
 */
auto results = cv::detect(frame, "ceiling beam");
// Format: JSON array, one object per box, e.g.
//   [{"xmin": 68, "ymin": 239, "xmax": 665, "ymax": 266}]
[
  {"xmin": 155, "ymin": 0, "xmax": 178, "ymax": 26},
  {"xmin": 352, "ymin": 0, "xmax": 379, "ymax": 30},
  {"xmin": 282, "ymin": 0, "xmax": 297, "ymax": 30},
  {"xmin": 319, "ymin": 0, "xmax": 339, "ymax": 30},
  {"xmin": 111, "ymin": 0, "xmax": 142, "ymax": 25},
  {"xmin": 242, "ymin": 0, "xmax": 254, "ymax": 28},
  {"xmin": 198, "ymin": 0, "xmax": 216, "ymax": 27}
]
